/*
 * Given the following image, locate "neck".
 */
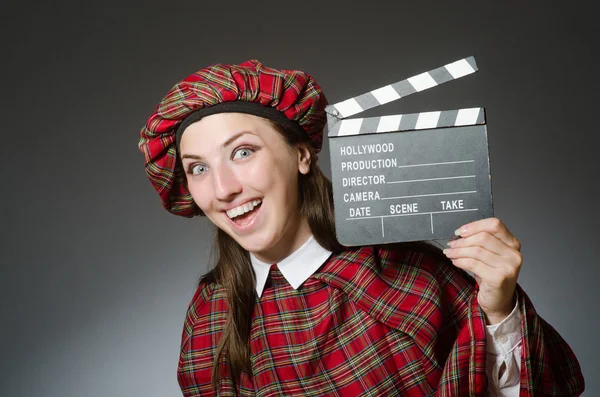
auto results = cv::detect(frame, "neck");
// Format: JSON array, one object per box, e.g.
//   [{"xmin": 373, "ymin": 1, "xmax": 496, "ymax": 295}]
[{"xmin": 252, "ymin": 217, "xmax": 312, "ymax": 264}]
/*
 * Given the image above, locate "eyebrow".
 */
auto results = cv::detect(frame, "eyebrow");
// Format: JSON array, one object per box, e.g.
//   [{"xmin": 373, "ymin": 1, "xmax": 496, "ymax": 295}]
[{"xmin": 180, "ymin": 131, "xmax": 255, "ymax": 161}]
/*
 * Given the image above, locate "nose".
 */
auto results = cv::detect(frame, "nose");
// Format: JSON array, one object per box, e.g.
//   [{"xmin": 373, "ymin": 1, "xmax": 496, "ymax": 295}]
[{"xmin": 211, "ymin": 163, "xmax": 242, "ymax": 201}]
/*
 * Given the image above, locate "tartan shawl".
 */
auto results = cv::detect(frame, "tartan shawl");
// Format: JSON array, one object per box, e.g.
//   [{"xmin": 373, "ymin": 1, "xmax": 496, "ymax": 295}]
[{"xmin": 177, "ymin": 245, "xmax": 584, "ymax": 396}]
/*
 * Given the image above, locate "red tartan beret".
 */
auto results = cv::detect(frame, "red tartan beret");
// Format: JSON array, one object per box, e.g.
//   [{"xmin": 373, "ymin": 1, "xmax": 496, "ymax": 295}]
[{"xmin": 138, "ymin": 60, "xmax": 328, "ymax": 217}]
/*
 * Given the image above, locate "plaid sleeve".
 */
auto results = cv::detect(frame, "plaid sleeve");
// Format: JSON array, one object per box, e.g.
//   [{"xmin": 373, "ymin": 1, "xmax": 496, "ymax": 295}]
[
  {"xmin": 177, "ymin": 282, "xmax": 227, "ymax": 397},
  {"xmin": 428, "ymin": 251, "xmax": 585, "ymax": 396},
  {"xmin": 431, "ymin": 252, "xmax": 489, "ymax": 396},
  {"xmin": 516, "ymin": 285, "xmax": 585, "ymax": 396}
]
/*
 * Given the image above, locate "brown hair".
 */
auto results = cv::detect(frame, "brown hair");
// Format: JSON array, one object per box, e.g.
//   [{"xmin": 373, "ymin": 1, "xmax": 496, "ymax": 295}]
[{"xmin": 196, "ymin": 118, "xmax": 444, "ymax": 390}]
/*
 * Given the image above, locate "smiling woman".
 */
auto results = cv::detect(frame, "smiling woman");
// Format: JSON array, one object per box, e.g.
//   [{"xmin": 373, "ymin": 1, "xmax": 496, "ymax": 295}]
[
  {"xmin": 138, "ymin": 60, "xmax": 584, "ymax": 396},
  {"xmin": 179, "ymin": 113, "xmax": 313, "ymax": 261}
]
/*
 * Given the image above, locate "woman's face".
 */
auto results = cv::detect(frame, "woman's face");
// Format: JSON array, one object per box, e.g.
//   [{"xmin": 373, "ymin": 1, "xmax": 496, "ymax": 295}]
[{"xmin": 179, "ymin": 113, "xmax": 312, "ymax": 263}]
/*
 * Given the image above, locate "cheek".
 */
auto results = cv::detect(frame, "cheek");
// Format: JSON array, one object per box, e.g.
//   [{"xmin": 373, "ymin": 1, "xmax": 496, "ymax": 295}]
[
  {"xmin": 239, "ymin": 157, "xmax": 283, "ymax": 189},
  {"xmin": 243, "ymin": 163, "xmax": 266, "ymax": 182},
  {"xmin": 270, "ymin": 162, "xmax": 300, "ymax": 202},
  {"xmin": 187, "ymin": 180, "xmax": 213, "ymax": 212}
]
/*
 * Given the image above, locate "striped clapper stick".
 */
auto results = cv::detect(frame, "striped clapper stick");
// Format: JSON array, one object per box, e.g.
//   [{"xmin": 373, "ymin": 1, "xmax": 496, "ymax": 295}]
[{"xmin": 326, "ymin": 56, "xmax": 494, "ymax": 246}]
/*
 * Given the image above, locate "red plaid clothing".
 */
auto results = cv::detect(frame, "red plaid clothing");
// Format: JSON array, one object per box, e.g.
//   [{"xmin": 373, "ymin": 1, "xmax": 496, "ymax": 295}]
[{"xmin": 177, "ymin": 245, "xmax": 584, "ymax": 396}]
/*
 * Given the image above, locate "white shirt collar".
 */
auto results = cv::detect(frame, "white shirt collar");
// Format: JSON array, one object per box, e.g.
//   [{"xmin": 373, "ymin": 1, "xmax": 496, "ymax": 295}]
[{"xmin": 250, "ymin": 235, "xmax": 333, "ymax": 298}]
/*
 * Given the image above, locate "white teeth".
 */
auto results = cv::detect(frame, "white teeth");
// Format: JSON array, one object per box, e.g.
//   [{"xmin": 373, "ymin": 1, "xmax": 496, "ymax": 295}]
[{"xmin": 226, "ymin": 199, "xmax": 262, "ymax": 219}]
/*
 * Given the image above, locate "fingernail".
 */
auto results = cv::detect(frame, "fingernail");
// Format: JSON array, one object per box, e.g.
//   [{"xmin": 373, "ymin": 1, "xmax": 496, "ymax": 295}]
[
  {"xmin": 443, "ymin": 248, "xmax": 450, "ymax": 255},
  {"xmin": 446, "ymin": 240, "xmax": 455, "ymax": 247},
  {"xmin": 454, "ymin": 226, "xmax": 466, "ymax": 236}
]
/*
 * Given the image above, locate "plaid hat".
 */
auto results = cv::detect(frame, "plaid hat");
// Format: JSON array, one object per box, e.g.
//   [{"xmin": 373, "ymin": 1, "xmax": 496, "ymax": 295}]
[{"xmin": 138, "ymin": 60, "xmax": 328, "ymax": 217}]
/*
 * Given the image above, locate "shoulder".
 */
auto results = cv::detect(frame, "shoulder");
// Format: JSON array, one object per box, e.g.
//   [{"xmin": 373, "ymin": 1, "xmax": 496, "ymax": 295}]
[
  {"xmin": 180, "ymin": 280, "xmax": 228, "ymax": 345},
  {"xmin": 313, "ymin": 242, "xmax": 476, "ymax": 340},
  {"xmin": 184, "ymin": 279, "xmax": 227, "ymax": 320},
  {"xmin": 317, "ymin": 242, "xmax": 474, "ymax": 293}
]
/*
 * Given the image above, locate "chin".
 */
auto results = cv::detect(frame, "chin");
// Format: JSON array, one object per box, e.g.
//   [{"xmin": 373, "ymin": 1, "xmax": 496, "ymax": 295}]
[
  {"xmin": 237, "ymin": 232, "xmax": 279, "ymax": 255},
  {"xmin": 230, "ymin": 224, "xmax": 289, "ymax": 259}
]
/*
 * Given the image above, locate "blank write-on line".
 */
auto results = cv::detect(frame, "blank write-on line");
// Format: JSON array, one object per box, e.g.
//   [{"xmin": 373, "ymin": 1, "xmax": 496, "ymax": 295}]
[
  {"xmin": 387, "ymin": 175, "xmax": 476, "ymax": 184},
  {"xmin": 396, "ymin": 159, "xmax": 475, "ymax": 168},
  {"xmin": 380, "ymin": 190, "xmax": 477, "ymax": 200}
]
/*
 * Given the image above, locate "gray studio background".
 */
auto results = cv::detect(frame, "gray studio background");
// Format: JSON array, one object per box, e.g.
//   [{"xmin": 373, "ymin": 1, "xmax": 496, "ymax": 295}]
[{"xmin": 1, "ymin": 1, "xmax": 598, "ymax": 396}]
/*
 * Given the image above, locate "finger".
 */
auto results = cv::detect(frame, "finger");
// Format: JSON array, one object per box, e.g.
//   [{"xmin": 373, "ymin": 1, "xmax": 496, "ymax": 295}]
[
  {"xmin": 454, "ymin": 217, "xmax": 521, "ymax": 250},
  {"xmin": 443, "ymin": 245, "xmax": 505, "ymax": 269},
  {"xmin": 447, "ymin": 231, "xmax": 520, "ymax": 260},
  {"xmin": 449, "ymin": 257, "xmax": 498, "ymax": 281}
]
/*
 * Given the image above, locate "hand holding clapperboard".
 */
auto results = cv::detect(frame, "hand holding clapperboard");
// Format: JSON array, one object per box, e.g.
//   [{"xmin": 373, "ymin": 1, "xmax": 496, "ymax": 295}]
[{"xmin": 326, "ymin": 57, "xmax": 523, "ymax": 323}]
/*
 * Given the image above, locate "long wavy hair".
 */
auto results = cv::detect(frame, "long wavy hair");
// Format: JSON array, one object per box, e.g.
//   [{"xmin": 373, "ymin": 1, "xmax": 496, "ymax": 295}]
[{"xmin": 195, "ymin": 118, "xmax": 444, "ymax": 390}]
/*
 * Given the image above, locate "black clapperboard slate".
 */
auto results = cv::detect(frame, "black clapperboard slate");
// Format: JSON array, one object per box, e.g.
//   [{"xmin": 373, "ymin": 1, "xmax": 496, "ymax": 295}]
[{"xmin": 326, "ymin": 56, "xmax": 493, "ymax": 246}]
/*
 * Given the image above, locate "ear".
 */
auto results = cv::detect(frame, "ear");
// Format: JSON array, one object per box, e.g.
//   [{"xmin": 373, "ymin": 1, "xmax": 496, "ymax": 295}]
[{"xmin": 297, "ymin": 144, "xmax": 312, "ymax": 175}]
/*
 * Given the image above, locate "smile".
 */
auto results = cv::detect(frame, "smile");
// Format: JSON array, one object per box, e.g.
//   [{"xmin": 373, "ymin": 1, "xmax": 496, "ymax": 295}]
[{"xmin": 226, "ymin": 199, "xmax": 262, "ymax": 219}]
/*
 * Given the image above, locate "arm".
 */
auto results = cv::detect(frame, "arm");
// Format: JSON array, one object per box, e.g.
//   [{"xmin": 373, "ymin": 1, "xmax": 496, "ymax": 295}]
[
  {"xmin": 443, "ymin": 218, "xmax": 584, "ymax": 395},
  {"xmin": 435, "ymin": 272, "xmax": 583, "ymax": 396}
]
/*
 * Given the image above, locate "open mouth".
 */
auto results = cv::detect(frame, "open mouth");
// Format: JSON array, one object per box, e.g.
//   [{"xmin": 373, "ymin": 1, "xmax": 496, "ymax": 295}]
[{"xmin": 226, "ymin": 199, "xmax": 263, "ymax": 226}]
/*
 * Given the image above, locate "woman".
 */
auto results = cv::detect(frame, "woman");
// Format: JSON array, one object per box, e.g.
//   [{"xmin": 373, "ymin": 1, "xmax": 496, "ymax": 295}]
[{"xmin": 139, "ymin": 60, "xmax": 584, "ymax": 396}]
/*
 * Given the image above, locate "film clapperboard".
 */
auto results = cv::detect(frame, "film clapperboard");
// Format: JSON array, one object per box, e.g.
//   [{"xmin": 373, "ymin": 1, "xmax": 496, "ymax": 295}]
[{"xmin": 326, "ymin": 56, "xmax": 493, "ymax": 246}]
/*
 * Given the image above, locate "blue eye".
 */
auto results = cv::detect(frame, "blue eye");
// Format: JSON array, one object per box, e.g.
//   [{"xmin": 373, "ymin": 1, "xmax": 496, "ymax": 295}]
[
  {"xmin": 190, "ymin": 164, "xmax": 208, "ymax": 175},
  {"xmin": 233, "ymin": 147, "xmax": 254, "ymax": 160}
]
